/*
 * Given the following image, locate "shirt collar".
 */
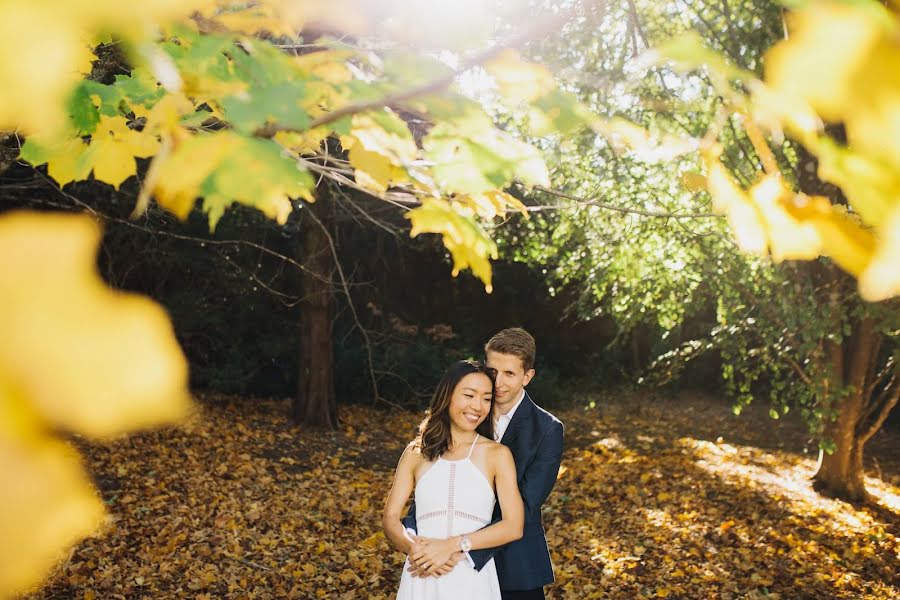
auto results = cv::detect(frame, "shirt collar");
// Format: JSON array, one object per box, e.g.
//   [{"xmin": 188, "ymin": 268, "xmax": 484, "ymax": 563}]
[{"xmin": 496, "ymin": 388, "xmax": 526, "ymax": 422}]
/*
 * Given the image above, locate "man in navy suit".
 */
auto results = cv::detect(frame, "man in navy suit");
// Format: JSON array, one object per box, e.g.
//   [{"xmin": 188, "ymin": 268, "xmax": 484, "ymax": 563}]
[{"xmin": 404, "ymin": 328, "xmax": 565, "ymax": 599}]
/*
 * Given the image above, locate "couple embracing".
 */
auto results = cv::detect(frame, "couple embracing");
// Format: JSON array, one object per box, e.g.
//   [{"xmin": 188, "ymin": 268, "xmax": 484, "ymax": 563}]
[{"xmin": 383, "ymin": 328, "xmax": 565, "ymax": 599}]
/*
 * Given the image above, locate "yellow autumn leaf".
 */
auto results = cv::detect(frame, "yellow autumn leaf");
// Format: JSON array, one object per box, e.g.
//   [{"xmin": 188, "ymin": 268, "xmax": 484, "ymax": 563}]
[
  {"xmin": 152, "ymin": 132, "xmax": 237, "ymax": 218},
  {"xmin": 132, "ymin": 135, "xmax": 175, "ymax": 220},
  {"xmin": 360, "ymin": 531, "xmax": 384, "ymax": 549},
  {"xmin": 295, "ymin": 49, "xmax": 354, "ymax": 84},
  {"xmin": 703, "ymin": 152, "xmax": 767, "ymax": 254},
  {"xmin": 808, "ymin": 137, "xmax": 898, "ymax": 228},
  {"xmin": 259, "ymin": 191, "xmax": 293, "ymax": 225},
  {"xmin": 275, "ymin": 130, "xmax": 331, "ymax": 156},
  {"xmin": 765, "ymin": 4, "xmax": 882, "ymax": 124},
  {"xmin": 766, "ymin": 3, "xmax": 900, "ymax": 172},
  {"xmin": 456, "ymin": 191, "xmax": 529, "ymax": 220},
  {"xmin": 406, "ymin": 199, "xmax": 498, "ymax": 292},
  {"xmin": 347, "ymin": 145, "xmax": 395, "ymax": 192},
  {"xmin": 0, "ymin": 210, "xmax": 192, "ymax": 595},
  {"xmin": 781, "ymin": 195, "xmax": 876, "ymax": 277},
  {"xmin": 485, "ymin": 49, "xmax": 555, "ymax": 104},
  {"xmin": 341, "ymin": 113, "xmax": 418, "ymax": 192},
  {"xmin": 748, "ymin": 77, "xmax": 821, "ymax": 139},
  {"xmin": 0, "ymin": 427, "xmax": 105, "ymax": 597},
  {"xmin": 749, "ymin": 175, "xmax": 822, "ymax": 262},
  {"xmin": 89, "ymin": 140, "xmax": 137, "ymax": 189},
  {"xmin": 0, "ymin": 0, "xmax": 205, "ymax": 134},
  {"xmin": 46, "ymin": 138, "xmax": 92, "ymax": 187},
  {"xmin": 837, "ymin": 36, "xmax": 900, "ymax": 171},
  {"xmin": 680, "ymin": 171, "xmax": 708, "ymax": 193},
  {"xmin": 0, "ymin": 211, "xmax": 192, "ymax": 437},
  {"xmin": 143, "ymin": 93, "xmax": 197, "ymax": 135},
  {"xmin": 858, "ymin": 205, "xmax": 900, "ymax": 301},
  {"xmin": 348, "ymin": 113, "xmax": 418, "ymax": 164},
  {"xmin": 195, "ymin": 0, "xmax": 313, "ymax": 36},
  {"xmin": 87, "ymin": 116, "xmax": 161, "ymax": 189},
  {"xmin": 0, "ymin": 3, "xmax": 85, "ymax": 134}
]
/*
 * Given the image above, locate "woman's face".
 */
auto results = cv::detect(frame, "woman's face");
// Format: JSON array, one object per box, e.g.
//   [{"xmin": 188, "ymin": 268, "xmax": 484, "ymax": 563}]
[{"xmin": 447, "ymin": 372, "xmax": 493, "ymax": 432}]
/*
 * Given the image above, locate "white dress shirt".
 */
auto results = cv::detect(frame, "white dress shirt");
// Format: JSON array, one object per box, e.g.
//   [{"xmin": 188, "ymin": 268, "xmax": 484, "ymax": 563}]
[{"xmin": 494, "ymin": 389, "xmax": 525, "ymax": 441}]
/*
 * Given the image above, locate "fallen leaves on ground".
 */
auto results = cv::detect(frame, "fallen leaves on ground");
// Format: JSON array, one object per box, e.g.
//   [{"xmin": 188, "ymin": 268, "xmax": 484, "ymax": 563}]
[{"xmin": 20, "ymin": 391, "xmax": 900, "ymax": 599}]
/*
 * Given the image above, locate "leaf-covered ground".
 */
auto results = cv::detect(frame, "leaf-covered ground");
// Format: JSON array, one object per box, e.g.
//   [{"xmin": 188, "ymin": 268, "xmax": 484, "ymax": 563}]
[{"xmin": 22, "ymin": 391, "xmax": 900, "ymax": 599}]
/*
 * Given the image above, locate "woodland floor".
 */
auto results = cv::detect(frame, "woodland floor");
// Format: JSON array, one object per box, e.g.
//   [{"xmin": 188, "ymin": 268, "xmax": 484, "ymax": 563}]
[{"xmin": 21, "ymin": 390, "xmax": 900, "ymax": 600}]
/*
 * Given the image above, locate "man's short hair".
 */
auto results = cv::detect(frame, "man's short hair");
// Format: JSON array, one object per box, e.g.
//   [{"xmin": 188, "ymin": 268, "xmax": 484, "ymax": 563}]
[{"xmin": 485, "ymin": 327, "xmax": 536, "ymax": 372}]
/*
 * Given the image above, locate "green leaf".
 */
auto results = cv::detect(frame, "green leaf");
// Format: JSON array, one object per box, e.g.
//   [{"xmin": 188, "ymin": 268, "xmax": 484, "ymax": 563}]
[
  {"xmin": 68, "ymin": 90, "xmax": 100, "ymax": 135},
  {"xmin": 424, "ymin": 123, "xmax": 550, "ymax": 194},
  {"xmin": 383, "ymin": 54, "xmax": 454, "ymax": 88},
  {"xmin": 68, "ymin": 81, "xmax": 123, "ymax": 135},
  {"xmin": 819, "ymin": 438, "xmax": 837, "ymax": 455},
  {"xmin": 161, "ymin": 32, "xmax": 241, "ymax": 95},
  {"xmin": 178, "ymin": 109, "xmax": 214, "ymax": 129},
  {"xmin": 114, "ymin": 68, "xmax": 165, "ymax": 108},
  {"xmin": 198, "ymin": 136, "xmax": 315, "ymax": 229},
  {"xmin": 19, "ymin": 137, "xmax": 53, "ymax": 166},
  {"xmin": 656, "ymin": 31, "xmax": 755, "ymax": 82},
  {"xmin": 227, "ymin": 38, "xmax": 301, "ymax": 86},
  {"xmin": 220, "ymin": 82, "xmax": 310, "ymax": 133},
  {"xmin": 529, "ymin": 88, "xmax": 599, "ymax": 135},
  {"xmin": 410, "ymin": 92, "xmax": 488, "ymax": 124}
]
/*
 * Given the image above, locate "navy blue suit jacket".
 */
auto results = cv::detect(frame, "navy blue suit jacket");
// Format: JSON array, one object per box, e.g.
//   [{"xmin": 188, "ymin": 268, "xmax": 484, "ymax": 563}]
[{"xmin": 403, "ymin": 392, "xmax": 564, "ymax": 591}]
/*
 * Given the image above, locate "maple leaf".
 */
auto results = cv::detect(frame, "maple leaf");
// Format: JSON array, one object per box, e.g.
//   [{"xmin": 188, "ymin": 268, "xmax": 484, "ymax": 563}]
[
  {"xmin": 406, "ymin": 198, "xmax": 498, "ymax": 292},
  {"xmin": 0, "ymin": 211, "xmax": 191, "ymax": 596},
  {"xmin": 85, "ymin": 116, "xmax": 161, "ymax": 189}
]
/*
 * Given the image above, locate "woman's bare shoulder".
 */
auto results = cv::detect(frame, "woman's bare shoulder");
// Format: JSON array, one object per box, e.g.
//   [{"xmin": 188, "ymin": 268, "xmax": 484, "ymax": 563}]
[
  {"xmin": 400, "ymin": 440, "xmax": 426, "ymax": 464},
  {"xmin": 483, "ymin": 438, "xmax": 513, "ymax": 459}
]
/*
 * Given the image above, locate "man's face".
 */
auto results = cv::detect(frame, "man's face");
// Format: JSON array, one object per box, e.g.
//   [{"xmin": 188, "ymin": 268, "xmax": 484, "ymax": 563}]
[{"xmin": 485, "ymin": 350, "xmax": 534, "ymax": 409}]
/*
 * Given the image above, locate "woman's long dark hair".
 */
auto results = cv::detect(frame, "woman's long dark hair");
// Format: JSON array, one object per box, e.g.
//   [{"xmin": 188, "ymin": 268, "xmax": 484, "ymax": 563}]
[{"xmin": 415, "ymin": 360, "xmax": 496, "ymax": 462}]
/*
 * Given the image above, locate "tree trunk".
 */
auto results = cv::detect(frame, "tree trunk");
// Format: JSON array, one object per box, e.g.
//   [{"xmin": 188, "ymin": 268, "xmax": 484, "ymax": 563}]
[
  {"xmin": 813, "ymin": 391, "xmax": 869, "ymax": 501},
  {"xmin": 629, "ymin": 324, "xmax": 651, "ymax": 375},
  {"xmin": 294, "ymin": 198, "xmax": 338, "ymax": 429},
  {"xmin": 812, "ymin": 314, "xmax": 885, "ymax": 502}
]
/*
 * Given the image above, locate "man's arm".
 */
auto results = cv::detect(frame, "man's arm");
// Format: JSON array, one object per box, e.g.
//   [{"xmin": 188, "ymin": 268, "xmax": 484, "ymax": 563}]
[
  {"xmin": 401, "ymin": 499, "xmax": 417, "ymax": 533},
  {"xmin": 465, "ymin": 511, "xmax": 501, "ymax": 571},
  {"xmin": 519, "ymin": 420, "xmax": 564, "ymax": 516},
  {"xmin": 468, "ymin": 420, "xmax": 565, "ymax": 571}
]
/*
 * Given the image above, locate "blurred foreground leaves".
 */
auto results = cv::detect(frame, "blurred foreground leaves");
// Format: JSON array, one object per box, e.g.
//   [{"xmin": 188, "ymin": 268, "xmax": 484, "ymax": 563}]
[
  {"xmin": 661, "ymin": 0, "xmax": 900, "ymax": 301},
  {"xmin": 0, "ymin": 212, "xmax": 191, "ymax": 597}
]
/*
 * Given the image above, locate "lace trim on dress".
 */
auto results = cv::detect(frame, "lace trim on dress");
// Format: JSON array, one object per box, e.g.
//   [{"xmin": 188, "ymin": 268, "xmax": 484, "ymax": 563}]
[
  {"xmin": 418, "ymin": 509, "xmax": 490, "ymax": 525},
  {"xmin": 446, "ymin": 463, "xmax": 456, "ymax": 537}
]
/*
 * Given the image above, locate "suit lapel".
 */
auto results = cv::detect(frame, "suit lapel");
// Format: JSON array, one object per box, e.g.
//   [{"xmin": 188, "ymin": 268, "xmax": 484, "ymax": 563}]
[{"xmin": 500, "ymin": 391, "xmax": 533, "ymax": 447}]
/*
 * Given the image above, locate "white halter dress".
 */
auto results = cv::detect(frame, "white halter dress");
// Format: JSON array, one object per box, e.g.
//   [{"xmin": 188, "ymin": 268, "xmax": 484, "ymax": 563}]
[{"xmin": 397, "ymin": 435, "xmax": 501, "ymax": 599}]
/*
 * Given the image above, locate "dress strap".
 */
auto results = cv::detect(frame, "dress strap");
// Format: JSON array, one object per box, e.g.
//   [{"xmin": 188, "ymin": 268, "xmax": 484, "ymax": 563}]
[{"xmin": 466, "ymin": 434, "xmax": 479, "ymax": 460}]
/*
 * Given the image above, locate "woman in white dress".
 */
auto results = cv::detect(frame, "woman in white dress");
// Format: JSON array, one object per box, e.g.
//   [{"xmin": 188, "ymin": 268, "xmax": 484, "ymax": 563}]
[{"xmin": 383, "ymin": 360, "xmax": 524, "ymax": 599}]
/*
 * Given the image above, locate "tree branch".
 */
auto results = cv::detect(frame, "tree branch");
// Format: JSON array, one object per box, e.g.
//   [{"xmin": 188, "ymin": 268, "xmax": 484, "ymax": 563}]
[
  {"xmin": 625, "ymin": 0, "xmax": 672, "ymax": 95},
  {"xmin": 532, "ymin": 185, "xmax": 723, "ymax": 219},
  {"xmin": 864, "ymin": 355, "xmax": 894, "ymax": 401},
  {"xmin": 859, "ymin": 376, "xmax": 899, "ymax": 446},
  {"xmin": 255, "ymin": 4, "xmax": 585, "ymax": 137}
]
